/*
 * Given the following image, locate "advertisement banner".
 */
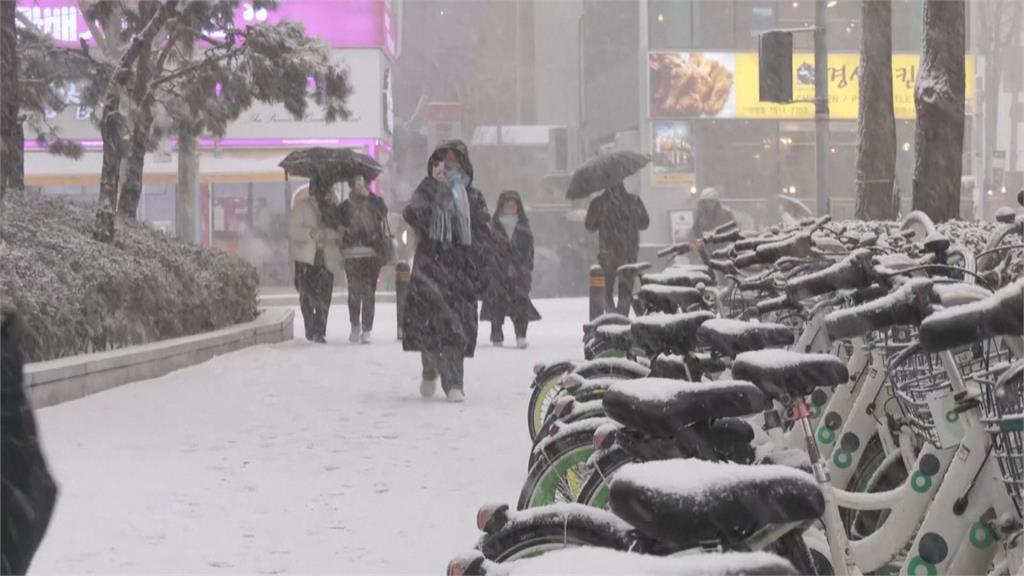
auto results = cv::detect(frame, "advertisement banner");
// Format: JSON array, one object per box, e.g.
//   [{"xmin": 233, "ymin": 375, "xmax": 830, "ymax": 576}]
[
  {"xmin": 652, "ymin": 51, "xmax": 976, "ymax": 120},
  {"xmin": 651, "ymin": 120, "xmax": 696, "ymax": 188}
]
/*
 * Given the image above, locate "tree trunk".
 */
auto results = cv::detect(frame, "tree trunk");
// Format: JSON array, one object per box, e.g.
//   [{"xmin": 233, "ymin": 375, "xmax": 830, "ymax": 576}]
[
  {"xmin": 1, "ymin": 0, "xmax": 24, "ymax": 194},
  {"xmin": 176, "ymin": 134, "xmax": 198, "ymax": 243},
  {"xmin": 93, "ymin": 2, "xmax": 174, "ymax": 242},
  {"xmin": 117, "ymin": 1, "xmax": 159, "ymax": 219},
  {"xmin": 855, "ymin": 0, "xmax": 898, "ymax": 220},
  {"xmin": 912, "ymin": 0, "xmax": 966, "ymax": 222}
]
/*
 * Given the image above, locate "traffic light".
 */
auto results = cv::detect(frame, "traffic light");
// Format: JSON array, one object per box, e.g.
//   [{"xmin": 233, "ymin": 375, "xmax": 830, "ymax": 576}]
[{"xmin": 759, "ymin": 31, "xmax": 793, "ymax": 103}]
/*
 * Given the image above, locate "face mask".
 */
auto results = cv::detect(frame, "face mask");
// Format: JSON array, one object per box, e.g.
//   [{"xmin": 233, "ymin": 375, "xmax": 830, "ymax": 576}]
[
  {"xmin": 499, "ymin": 214, "xmax": 518, "ymax": 238},
  {"xmin": 445, "ymin": 168, "xmax": 465, "ymax": 185}
]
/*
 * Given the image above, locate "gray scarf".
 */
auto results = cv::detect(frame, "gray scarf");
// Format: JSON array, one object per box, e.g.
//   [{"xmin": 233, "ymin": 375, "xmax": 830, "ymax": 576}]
[{"xmin": 429, "ymin": 170, "xmax": 473, "ymax": 246}]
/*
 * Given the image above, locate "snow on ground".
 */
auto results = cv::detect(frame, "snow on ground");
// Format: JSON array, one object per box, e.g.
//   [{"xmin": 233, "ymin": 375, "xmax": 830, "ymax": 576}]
[{"xmin": 32, "ymin": 298, "xmax": 588, "ymax": 574}]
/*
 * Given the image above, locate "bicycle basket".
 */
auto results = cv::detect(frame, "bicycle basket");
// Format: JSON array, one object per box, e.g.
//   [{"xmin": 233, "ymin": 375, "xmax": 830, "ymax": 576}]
[
  {"xmin": 887, "ymin": 338, "xmax": 1012, "ymax": 447},
  {"xmin": 979, "ymin": 360, "xmax": 1024, "ymax": 517}
]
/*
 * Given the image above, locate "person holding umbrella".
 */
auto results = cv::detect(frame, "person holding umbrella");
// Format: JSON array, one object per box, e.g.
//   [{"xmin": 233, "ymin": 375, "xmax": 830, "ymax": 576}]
[
  {"xmin": 569, "ymin": 151, "xmax": 651, "ymax": 315},
  {"xmin": 288, "ymin": 179, "xmax": 343, "ymax": 343},
  {"xmin": 402, "ymin": 140, "xmax": 493, "ymax": 403},
  {"xmin": 281, "ymin": 148, "xmax": 382, "ymax": 343}
]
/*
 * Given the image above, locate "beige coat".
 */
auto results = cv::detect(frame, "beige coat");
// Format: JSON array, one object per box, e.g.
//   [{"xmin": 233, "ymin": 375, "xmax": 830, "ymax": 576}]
[{"xmin": 288, "ymin": 196, "xmax": 344, "ymax": 275}]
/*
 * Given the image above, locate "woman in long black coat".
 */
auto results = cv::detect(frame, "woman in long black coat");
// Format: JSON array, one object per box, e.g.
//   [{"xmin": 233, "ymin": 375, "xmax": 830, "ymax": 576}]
[
  {"xmin": 402, "ymin": 140, "xmax": 493, "ymax": 403},
  {"xmin": 481, "ymin": 190, "xmax": 541, "ymax": 348}
]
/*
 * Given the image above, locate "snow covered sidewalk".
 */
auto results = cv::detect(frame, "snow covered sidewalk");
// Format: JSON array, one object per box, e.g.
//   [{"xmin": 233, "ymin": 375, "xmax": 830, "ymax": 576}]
[{"xmin": 32, "ymin": 299, "xmax": 587, "ymax": 574}]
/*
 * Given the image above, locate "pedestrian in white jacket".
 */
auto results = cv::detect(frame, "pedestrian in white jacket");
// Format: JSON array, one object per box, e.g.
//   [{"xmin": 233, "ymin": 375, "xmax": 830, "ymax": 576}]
[{"xmin": 289, "ymin": 180, "xmax": 344, "ymax": 342}]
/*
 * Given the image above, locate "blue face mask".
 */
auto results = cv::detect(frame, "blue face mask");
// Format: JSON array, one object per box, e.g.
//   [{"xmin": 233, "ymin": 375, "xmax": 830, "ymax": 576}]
[{"xmin": 445, "ymin": 168, "xmax": 465, "ymax": 186}]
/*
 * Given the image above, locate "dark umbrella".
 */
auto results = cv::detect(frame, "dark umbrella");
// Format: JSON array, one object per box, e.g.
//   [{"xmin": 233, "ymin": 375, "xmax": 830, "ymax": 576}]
[
  {"xmin": 566, "ymin": 151, "xmax": 651, "ymax": 200},
  {"xmin": 279, "ymin": 147, "xmax": 382, "ymax": 184}
]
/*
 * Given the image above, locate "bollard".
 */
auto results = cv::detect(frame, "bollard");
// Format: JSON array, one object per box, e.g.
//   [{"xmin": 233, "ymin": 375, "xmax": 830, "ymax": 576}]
[
  {"xmin": 395, "ymin": 260, "xmax": 411, "ymax": 340},
  {"xmin": 589, "ymin": 265, "xmax": 605, "ymax": 320}
]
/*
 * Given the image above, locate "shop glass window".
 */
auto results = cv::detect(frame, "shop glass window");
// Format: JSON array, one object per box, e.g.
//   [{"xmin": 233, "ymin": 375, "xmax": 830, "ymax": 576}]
[
  {"xmin": 734, "ymin": 0, "xmax": 776, "ymax": 50},
  {"xmin": 693, "ymin": 0, "xmax": 735, "ymax": 49},
  {"xmin": 776, "ymin": 0, "xmax": 813, "ymax": 49},
  {"xmin": 649, "ymin": 0, "xmax": 693, "ymax": 49},
  {"xmin": 892, "ymin": 0, "xmax": 923, "ymax": 52}
]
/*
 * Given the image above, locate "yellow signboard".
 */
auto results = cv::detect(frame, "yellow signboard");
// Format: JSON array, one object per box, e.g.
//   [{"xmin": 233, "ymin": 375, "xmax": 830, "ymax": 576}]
[{"xmin": 651, "ymin": 51, "xmax": 976, "ymax": 121}]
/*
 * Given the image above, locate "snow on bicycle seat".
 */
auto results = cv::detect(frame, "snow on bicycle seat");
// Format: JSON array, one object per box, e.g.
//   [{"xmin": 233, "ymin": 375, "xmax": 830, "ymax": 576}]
[
  {"xmin": 637, "ymin": 285, "xmax": 705, "ymax": 313},
  {"xmin": 583, "ymin": 313, "xmax": 632, "ymax": 339},
  {"xmin": 593, "ymin": 324, "xmax": 634, "ymax": 349},
  {"xmin": 487, "ymin": 547, "xmax": 798, "ymax": 576},
  {"xmin": 641, "ymin": 268, "xmax": 713, "ymax": 288},
  {"xmin": 731, "ymin": 350, "xmax": 849, "ymax": 400},
  {"xmin": 571, "ymin": 357, "xmax": 651, "ymax": 379},
  {"xmin": 920, "ymin": 279, "xmax": 1023, "ymax": 353},
  {"xmin": 617, "ymin": 262, "xmax": 652, "ymax": 275},
  {"xmin": 697, "ymin": 319, "xmax": 795, "ymax": 357},
  {"xmin": 609, "ymin": 459, "xmax": 824, "ymax": 550},
  {"xmin": 630, "ymin": 311, "xmax": 715, "ymax": 356},
  {"xmin": 602, "ymin": 379, "xmax": 767, "ymax": 438}
]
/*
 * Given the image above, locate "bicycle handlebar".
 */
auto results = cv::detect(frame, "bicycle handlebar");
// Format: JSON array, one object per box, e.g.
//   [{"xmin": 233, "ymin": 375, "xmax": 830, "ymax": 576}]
[
  {"xmin": 785, "ymin": 248, "xmax": 874, "ymax": 301},
  {"xmin": 824, "ymin": 278, "xmax": 935, "ymax": 340}
]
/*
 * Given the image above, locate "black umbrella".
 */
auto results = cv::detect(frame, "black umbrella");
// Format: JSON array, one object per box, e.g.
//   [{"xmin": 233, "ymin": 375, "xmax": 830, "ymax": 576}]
[
  {"xmin": 566, "ymin": 151, "xmax": 651, "ymax": 200},
  {"xmin": 279, "ymin": 147, "xmax": 382, "ymax": 184}
]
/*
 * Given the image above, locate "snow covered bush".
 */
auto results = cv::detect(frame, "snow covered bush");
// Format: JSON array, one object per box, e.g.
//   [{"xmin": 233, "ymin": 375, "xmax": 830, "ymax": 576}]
[{"xmin": 0, "ymin": 190, "xmax": 258, "ymax": 362}]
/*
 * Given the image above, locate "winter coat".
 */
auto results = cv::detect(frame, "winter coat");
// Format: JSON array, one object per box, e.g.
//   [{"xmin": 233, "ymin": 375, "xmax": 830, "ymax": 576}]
[
  {"xmin": 402, "ymin": 140, "xmax": 494, "ymax": 357},
  {"xmin": 481, "ymin": 191, "xmax": 542, "ymax": 323},
  {"xmin": 584, "ymin": 184, "xmax": 650, "ymax": 267},
  {"xmin": 690, "ymin": 204, "xmax": 736, "ymax": 241},
  {"xmin": 2, "ymin": 310, "xmax": 58, "ymax": 576},
  {"xmin": 339, "ymin": 193, "xmax": 388, "ymax": 261},
  {"xmin": 289, "ymin": 194, "xmax": 344, "ymax": 275}
]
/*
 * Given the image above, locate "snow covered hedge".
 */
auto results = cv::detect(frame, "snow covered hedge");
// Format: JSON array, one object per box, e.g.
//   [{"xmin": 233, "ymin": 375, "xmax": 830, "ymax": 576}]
[{"xmin": 1, "ymin": 190, "xmax": 259, "ymax": 362}]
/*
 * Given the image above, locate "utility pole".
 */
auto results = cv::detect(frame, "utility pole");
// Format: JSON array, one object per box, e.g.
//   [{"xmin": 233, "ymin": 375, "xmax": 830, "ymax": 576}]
[{"xmin": 814, "ymin": 0, "xmax": 830, "ymax": 216}]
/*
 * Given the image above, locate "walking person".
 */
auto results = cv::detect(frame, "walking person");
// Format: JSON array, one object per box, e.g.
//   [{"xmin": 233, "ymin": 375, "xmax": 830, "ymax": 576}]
[
  {"xmin": 288, "ymin": 180, "xmax": 343, "ymax": 343},
  {"xmin": 402, "ymin": 140, "xmax": 493, "ymax": 403},
  {"xmin": 481, "ymin": 191, "xmax": 541, "ymax": 349},
  {"xmin": 339, "ymin": 175, "xmax": 388, "ymax": 344},
  {"xmin": 584, "ymin": 182, "xmax": 650, "ymax": 315},
  {"xmin": 690, "ymin": 187, "xmax": 736, "ymax": 240}
]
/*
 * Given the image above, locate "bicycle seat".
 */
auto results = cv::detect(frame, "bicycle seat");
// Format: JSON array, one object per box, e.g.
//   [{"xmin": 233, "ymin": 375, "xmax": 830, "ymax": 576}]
[
  {"xmin": 603, "ymin": 379, "xmax": 768, "ymax": 438},
  {"xmin": 641, "ymin": 269, "xmax": 713, "ymax": 288},
  {"xmin": 572, "ymin": 357, "xmax": 651, "ymax": 380},
  {"xmin": 697, "ymin": 319, "xmax": 795, "ymax": 357},
  {"xmin": 609, "ymin": 459, "xmax": 824, "ymax": 550},
  {"xmin": 649, "ymin": 354, "xmax": 690, "ymax": 379},
  {"xmin": 731, "ymin": 350, "xmax": 849, "ymax": 401},
  {"xmin": 591, "ymin": 324, "xmax": 633, "ymax": 352},
  {"xmin": 583, "ymin": 313, "xmax": 631, "ymax": 340},
  {"xmin": 617, "ymin": 262, "xmax": 652, "ymax": 276},
  {"xmin": 637, "ymin": 285, "xmax": 705, "ymax": 314},
  {"xmin": 630, "ymin": 311, "xmax": 715, "ymax": 355}
]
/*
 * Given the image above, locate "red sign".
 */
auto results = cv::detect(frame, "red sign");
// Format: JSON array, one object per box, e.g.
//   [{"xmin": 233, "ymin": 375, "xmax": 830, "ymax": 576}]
[{"xmin": 426, "ymin": 102, "xmax": 462, "ymax": 123}]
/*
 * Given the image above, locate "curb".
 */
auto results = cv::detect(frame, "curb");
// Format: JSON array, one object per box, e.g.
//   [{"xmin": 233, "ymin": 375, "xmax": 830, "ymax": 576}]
[{"xmin": 25, "ymin": 308, "xmax": 295, "ymax": 409}]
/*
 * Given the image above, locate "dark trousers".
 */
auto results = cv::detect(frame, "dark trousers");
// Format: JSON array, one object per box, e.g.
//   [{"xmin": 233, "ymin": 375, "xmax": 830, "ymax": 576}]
[
  {"xmin": 295, "ymin": 262, "xmax": 334, "ymax": 339},
  {"xmin": 600, "ymin": 261, "xmax": 634, "ymax": 316},
  {"xmin": 345, "ymin": 257, "xmax": 381, "ymax": 331},
  {"xmin": 421, "ymin": 347, "xmax": 464, "ymax": 393},
  {"xmin": 490, "ymin": 315, "xmax": 529, "ymax": 342}
]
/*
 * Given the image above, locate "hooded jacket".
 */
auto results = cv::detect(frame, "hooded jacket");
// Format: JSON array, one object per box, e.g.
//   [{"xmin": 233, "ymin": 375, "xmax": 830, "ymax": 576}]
[
  {"xmin": 480, "ymin": 191, "xmax": 541, "ymax": 322},
  {"xmin": 401, "ymin": 140, "xmax": 493, "ymax": 356}
]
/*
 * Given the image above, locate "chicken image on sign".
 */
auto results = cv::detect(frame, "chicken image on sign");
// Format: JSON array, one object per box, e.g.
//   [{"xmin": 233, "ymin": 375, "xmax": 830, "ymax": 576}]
[{"xmin": 650, "ymin": 51, "xmax": 976, "ymax": 120}]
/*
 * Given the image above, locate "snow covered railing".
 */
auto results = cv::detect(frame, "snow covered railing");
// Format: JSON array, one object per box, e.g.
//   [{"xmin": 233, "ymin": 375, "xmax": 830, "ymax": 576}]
[{"xmin": 24, "ymin": 308, "xmax": 294, "ymax": 409}]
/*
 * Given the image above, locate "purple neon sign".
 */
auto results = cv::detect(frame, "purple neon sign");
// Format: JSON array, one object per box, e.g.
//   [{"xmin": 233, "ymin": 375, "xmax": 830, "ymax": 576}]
[{"xmin": 15, "ymin": 0, "xmax": 395, "ymax": 55}]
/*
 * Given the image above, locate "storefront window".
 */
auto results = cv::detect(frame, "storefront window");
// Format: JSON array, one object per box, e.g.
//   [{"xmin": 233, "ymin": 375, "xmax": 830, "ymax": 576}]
[
  {"xmin": 649, "ymin": 0, "xmax": 693, "ymax": 49},
  {"xmin": 693, "ymin": 0, "xmax": 735, "ymax": 49},
  {"xmin": 734, "ymin": 0, "xmax": 776, "ymax": 50},
  {"xmin": 892, "ymin": 0, "xmax": 924, "ymax": 52}
]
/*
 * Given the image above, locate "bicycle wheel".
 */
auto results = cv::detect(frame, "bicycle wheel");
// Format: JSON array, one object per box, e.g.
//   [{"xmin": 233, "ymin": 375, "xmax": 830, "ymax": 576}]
[
  {"xmin": 576, "ymin": 446, "xmax": 635, "ymax": 509},
  {"xmin": 518, "ymin": 432, "xmax": 598, "ymax": 509},
  {"xmin": 479, "ymin": 516, "xmax": 635, "ymax": 562},
  {"xmin": 527, "ymin": 366, "xmax": 572, "ymax": 441},
  {"xmin": 769, "ymin": 529, "xmax": 821, "ymax": 575},
  {"xmin": 842, "ymin": 435, "xmax": 908, "ymax": 538},
  {"xmin": 528, "ymin": 407, "xmax": 607, "ymax": 471}
]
